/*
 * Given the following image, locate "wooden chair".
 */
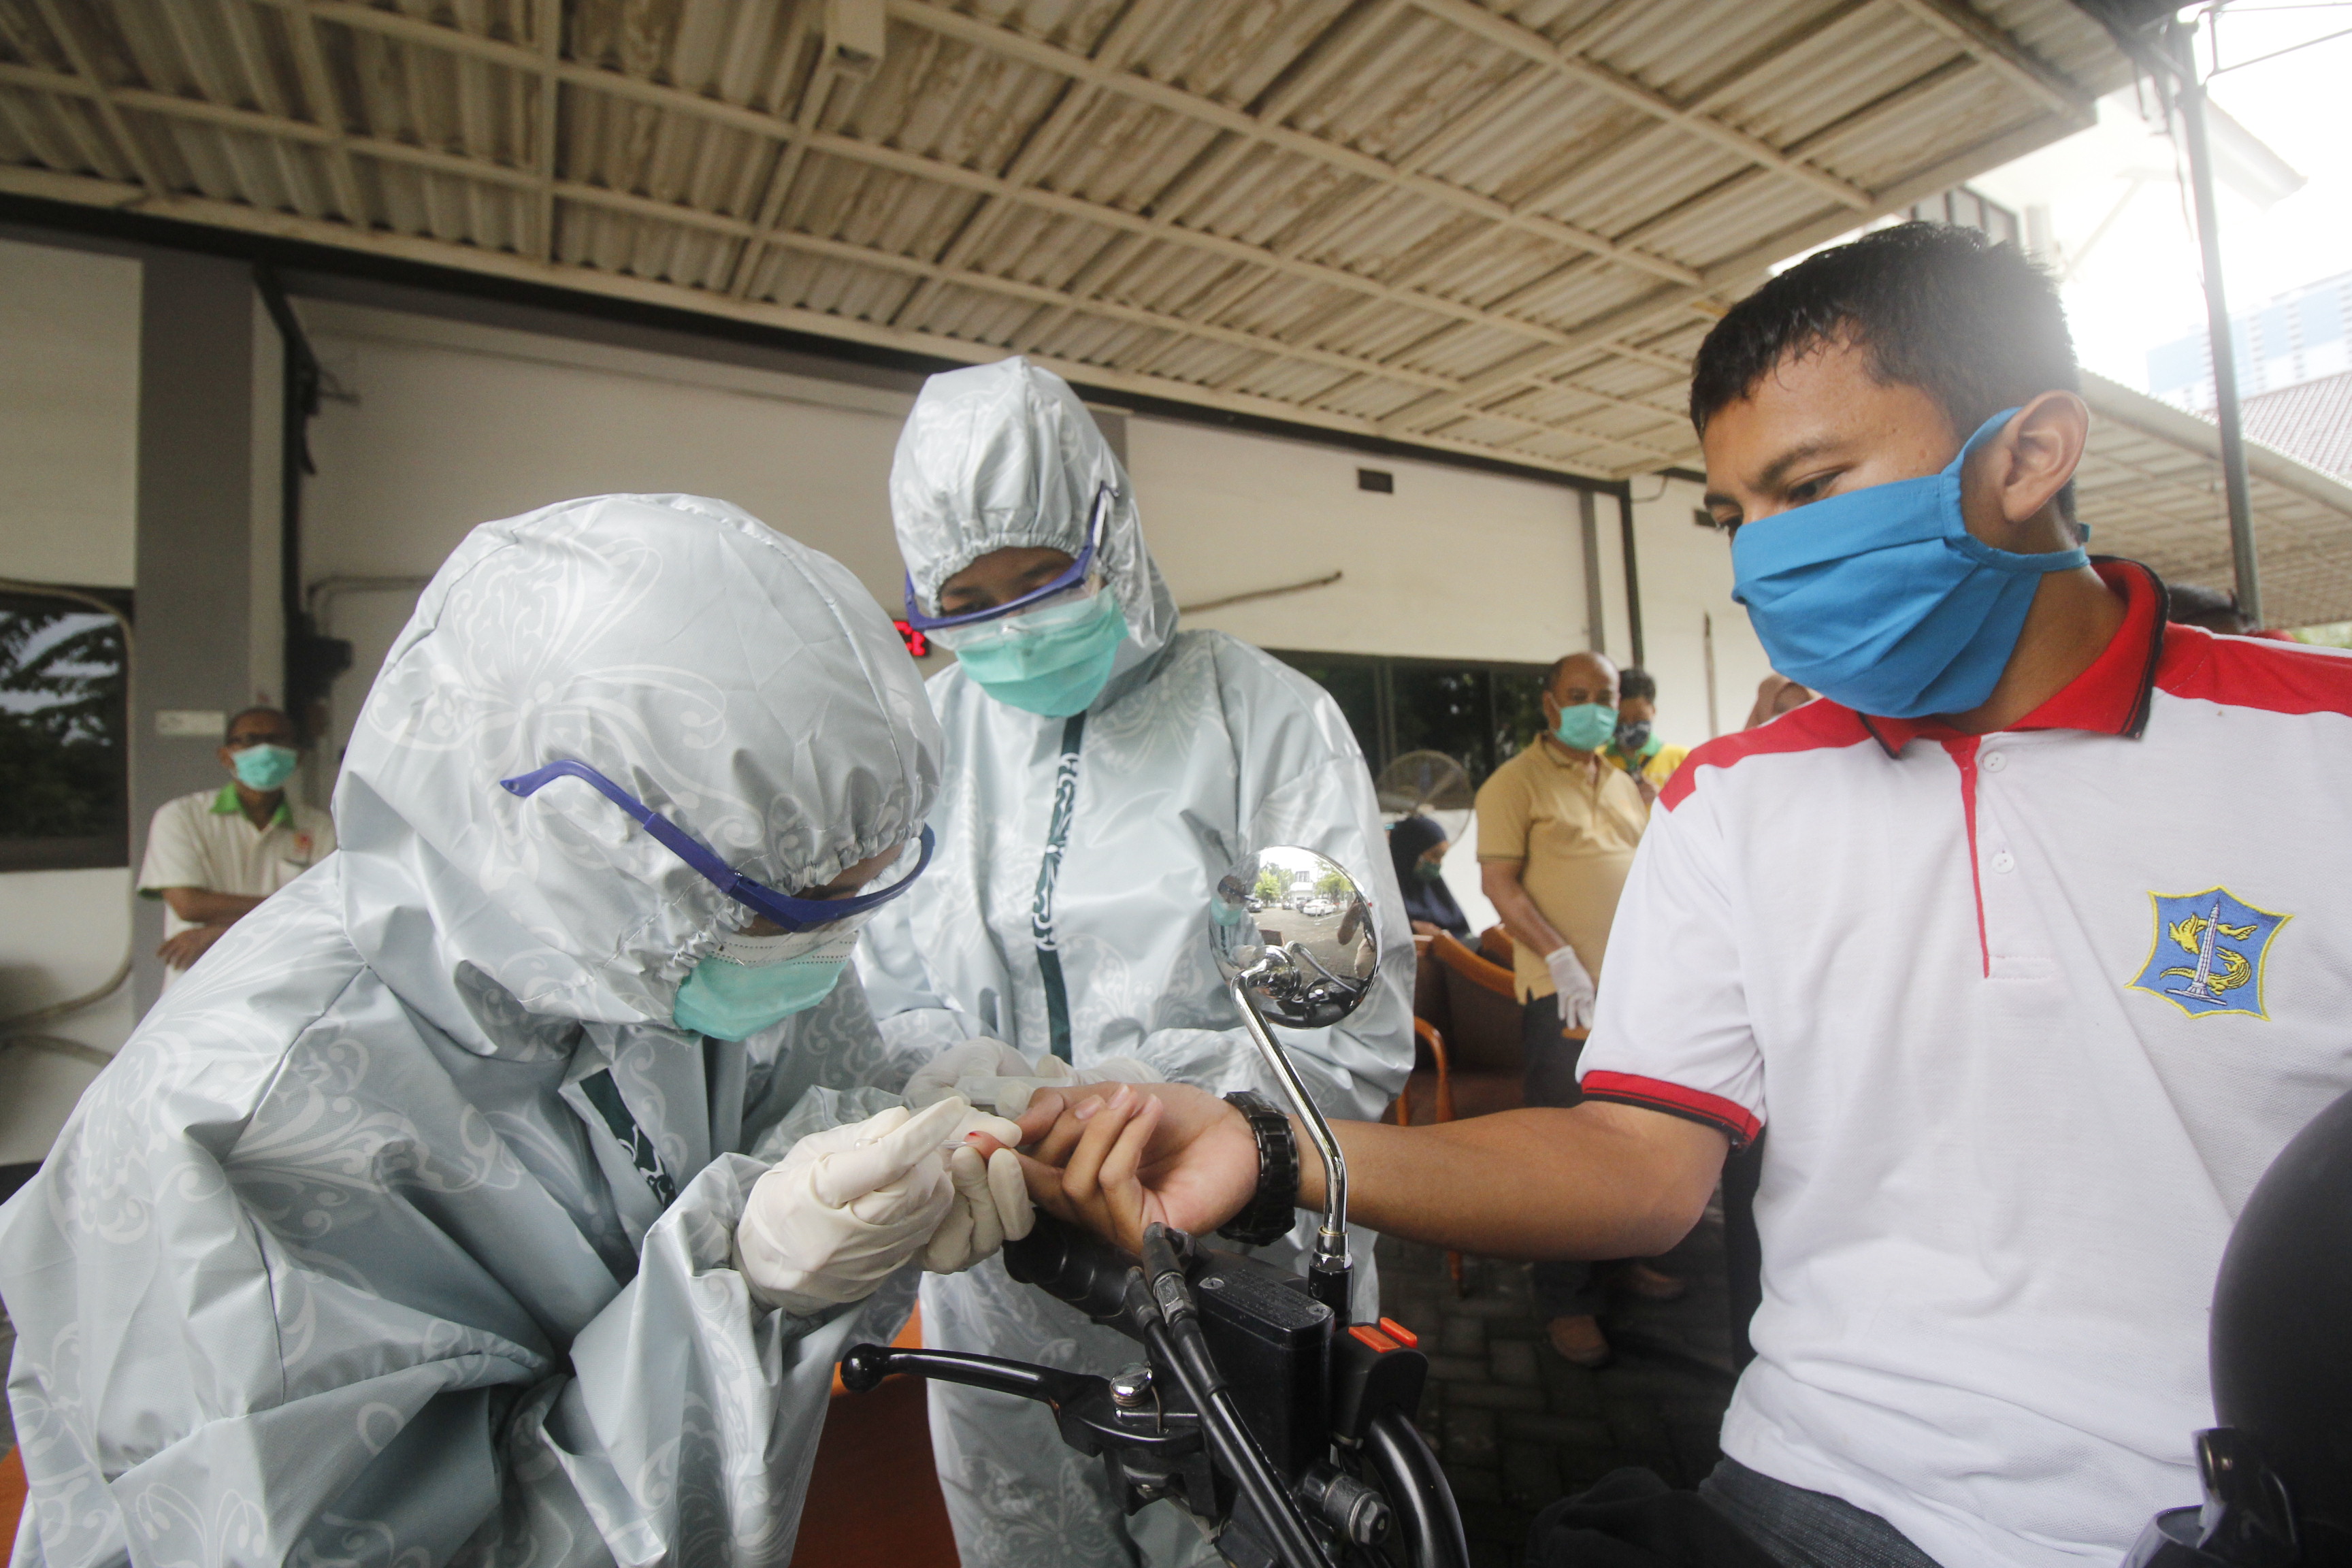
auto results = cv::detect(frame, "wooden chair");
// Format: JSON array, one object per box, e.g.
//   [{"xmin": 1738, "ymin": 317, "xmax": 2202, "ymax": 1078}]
[{"xmin": 1401, "ymin": 929, "xmax": 1534, "ymax": 1294}]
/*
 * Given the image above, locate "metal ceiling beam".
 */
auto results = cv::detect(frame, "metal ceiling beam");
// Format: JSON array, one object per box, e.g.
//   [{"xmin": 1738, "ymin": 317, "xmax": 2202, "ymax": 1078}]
[
  {"xmin": 1375, "ymin": 104, "xmax": 2091, "ymax": 437},
  {"xmin": 0, "ymin": 158, "xmax": 1622, "ymax": 480},
  {"xmin": 0, "ymin": 55, "xmax": 1678, "ymax": 457},
  {"xmin": 255, "ymin": 0, "xmax": 1650, "ymax": 362},
  {"xmin": 1400, "ymin": 0, "xmax": 1879, "ymax": 210},
  {"xmin": 883, "ymin": 0, "xmax": 1706, "ymax": 289},
  {"xmin": 1880, "ymin": 0, "xmax": 2096, "ymax": 125},
  {"xmin": 25, "ymin": 0, "xmax": 167, "ymax": 194}
]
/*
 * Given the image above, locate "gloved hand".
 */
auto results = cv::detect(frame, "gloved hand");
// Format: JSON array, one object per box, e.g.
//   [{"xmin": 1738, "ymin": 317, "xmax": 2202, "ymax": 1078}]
[
  {"xmin": 922, "ymin": 1138, "xmax": 1037, "ymax": 1275},
  {"xmin": 904, "ymin": 1038, "xmax": 1032, "ymax": 1108},
  {"xmin": 734, "ymin": 1097, "xmax": 1018, "ymax": 1314},
  {"xmin": 1545, "ymin": 943, "xmax": 1597, "ymax": 1032},
  {"xmin": 905, "ymin": 1043, "xmax": 1164, "ymax": 1117}
]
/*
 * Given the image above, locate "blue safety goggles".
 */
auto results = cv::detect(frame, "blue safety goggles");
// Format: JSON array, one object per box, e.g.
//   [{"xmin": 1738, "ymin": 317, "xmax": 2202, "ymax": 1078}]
[
  {"xmin": 500, "ymin": 760, "xmax": 932, "ymax": 932},
  {"xmin": 900, "ymin": 483, "xmax": 1110, "ymax": 633}
]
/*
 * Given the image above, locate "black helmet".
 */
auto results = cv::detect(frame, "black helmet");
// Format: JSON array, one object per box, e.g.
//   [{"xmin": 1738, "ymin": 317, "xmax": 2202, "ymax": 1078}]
[{"xmin": 2126, "ymin": 1086, "xmax": 2352, "ymax": 1566}]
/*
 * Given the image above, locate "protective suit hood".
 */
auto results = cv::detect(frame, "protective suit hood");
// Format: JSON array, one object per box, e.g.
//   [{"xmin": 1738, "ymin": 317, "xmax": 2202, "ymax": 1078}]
[
  {"xmin": 336, "ymin": 493, "xmax": 941, "ymax": 1043},
  {"xmin": 892, "ymin": 357, "xmax": 1177, "ymax": 693}
]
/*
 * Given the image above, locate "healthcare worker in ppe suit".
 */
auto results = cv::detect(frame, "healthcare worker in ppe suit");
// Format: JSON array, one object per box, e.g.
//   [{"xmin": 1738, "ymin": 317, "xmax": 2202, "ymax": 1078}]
[
  {"xmin": 0, "ymin": 494, "xmax": 1032, "ymax": 1568},
  {"xmin": 860, "ymin": 359, "xmax": 1415, "ymax": 1567}
]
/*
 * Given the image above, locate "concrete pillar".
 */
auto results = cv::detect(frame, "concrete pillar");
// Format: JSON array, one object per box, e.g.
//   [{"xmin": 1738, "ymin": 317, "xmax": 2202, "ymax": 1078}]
[{"xmin": 131, "ymin": 253, "xmax": 260, "ymax": 1014}]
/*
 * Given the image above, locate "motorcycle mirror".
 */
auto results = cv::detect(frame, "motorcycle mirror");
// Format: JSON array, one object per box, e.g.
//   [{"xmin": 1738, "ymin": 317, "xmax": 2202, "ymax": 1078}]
[
  {"xmin": 1211, "ymin": 846, "xmax": 1378, "ymax": 1030},
  {"xmin": 1210, "ymin": 845, "xmax": 1377, "ymax": 1321}
]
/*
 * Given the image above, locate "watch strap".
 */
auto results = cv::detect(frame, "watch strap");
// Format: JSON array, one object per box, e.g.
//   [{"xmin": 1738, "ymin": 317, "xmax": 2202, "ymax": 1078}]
[{"xmin": 1218, "ymin": 1089, "xmax": 1301, "ymax": 1247}]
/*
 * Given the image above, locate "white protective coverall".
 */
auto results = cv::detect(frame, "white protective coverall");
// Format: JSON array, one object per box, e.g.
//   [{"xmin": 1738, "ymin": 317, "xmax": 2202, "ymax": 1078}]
[
  {"xmin": 858, "ymin": 359, "xmax": 1416, "ymax": 1567},
  {"xmin": 0, "ymin": 495, "xmax": 945, "ymax": 1568}
]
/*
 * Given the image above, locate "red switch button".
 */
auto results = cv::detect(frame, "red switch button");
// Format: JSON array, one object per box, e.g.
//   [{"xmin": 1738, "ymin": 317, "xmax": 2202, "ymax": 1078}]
[{"xmin": 1377, "ymin": 1316, "xmax": 1420, "ymax": 1348}]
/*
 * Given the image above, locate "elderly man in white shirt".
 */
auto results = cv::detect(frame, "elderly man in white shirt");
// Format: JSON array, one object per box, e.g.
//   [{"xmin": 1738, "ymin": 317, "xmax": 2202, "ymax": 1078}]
[{"xmin": 137, "ymin": 704, "xmax": 335, "ymax": 981}]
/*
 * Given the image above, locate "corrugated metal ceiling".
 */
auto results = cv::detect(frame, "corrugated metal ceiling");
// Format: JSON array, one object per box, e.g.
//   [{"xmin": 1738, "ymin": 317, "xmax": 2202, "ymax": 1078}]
[{"xmin": 0, "ymin": 0, "xmax": 2129, "ymax": 480}]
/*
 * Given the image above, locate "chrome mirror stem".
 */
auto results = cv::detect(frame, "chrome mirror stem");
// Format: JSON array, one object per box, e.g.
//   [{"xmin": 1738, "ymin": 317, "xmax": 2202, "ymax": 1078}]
[{"xmin": 1228, "ymin": 970, "xmax": 1352, "ymax": 1320}]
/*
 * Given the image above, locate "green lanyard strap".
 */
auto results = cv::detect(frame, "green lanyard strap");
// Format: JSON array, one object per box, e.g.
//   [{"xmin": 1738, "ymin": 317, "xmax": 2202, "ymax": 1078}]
[{"xmin": 1029, "ymin": 713, "xmax": 1086, "ymax": 1062}]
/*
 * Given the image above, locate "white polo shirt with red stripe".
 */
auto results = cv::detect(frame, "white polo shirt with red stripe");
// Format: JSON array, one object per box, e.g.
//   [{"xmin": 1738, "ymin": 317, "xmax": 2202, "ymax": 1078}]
[{"xmin": 1578, "ymin": 561, "xmax": 2352, "ymax": 1567}]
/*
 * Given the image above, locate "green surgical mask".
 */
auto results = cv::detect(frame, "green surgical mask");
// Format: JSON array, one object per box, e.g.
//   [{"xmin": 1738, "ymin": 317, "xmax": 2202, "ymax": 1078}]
[
  {"xmin": 673, "ymin": 922, "xmax": 864, "ymax": 1041},
  {"xmin": 231, "ymin": 743, "xmax": 299, "ymax": 790},
  {"xmin": 1551, "ymin": 703, "xmax": 1616, "ymax": 753},
  {"xmin": 1414, "ymin": 860, "xmax": 1447, "ymax": 883},
  {"xmin": 954, "ymin": 593, "xmax": 1129, "ymax": 717}
]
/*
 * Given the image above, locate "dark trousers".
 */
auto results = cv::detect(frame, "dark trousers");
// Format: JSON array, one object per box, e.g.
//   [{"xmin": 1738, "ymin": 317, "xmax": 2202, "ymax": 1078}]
[
  {"xmin": 1524, "ymin": 992, "xmax": 1607, "ymax": 1320},
  {"xmin": 1524, "ymin": 1460, "xmax": 1937, "ymax": 1568}
]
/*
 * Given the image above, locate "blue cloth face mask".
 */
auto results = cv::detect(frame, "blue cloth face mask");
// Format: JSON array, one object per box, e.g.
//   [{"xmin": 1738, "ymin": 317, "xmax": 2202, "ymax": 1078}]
[
  {"xmin": 673, "ymin": 919, "xmax": 866, "ymax": 1040},
  {"xmin": 1731, "ymin": 409, "xmax": 2088, "ymax": 719},
  {"xmin": 951, "ymin": 589, "xmax": 1130, "ymax": 717},
  {"xmin": 231, "ymin": 743, "xmax": 299, "ymax": 790},
  {"xmin": 1552, "ymin": 702, "xmax": 1618, "ymax": 752}
]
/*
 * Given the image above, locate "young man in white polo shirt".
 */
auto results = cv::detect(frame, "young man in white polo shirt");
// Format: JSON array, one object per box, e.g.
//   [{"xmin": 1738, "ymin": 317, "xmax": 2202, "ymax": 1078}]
[
  {"xmin": 1010, "ymin": 223, "xmax": 2352, "ymax": 1566},
  {"xmin": 137, "ymin": 704, "xmax": 334, "ymax": 983}
]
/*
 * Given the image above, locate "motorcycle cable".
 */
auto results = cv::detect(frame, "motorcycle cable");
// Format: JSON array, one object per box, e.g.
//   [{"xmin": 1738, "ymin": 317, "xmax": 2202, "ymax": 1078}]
[{"xmin": 1130, "ymin": 1235, "xmax": 1335, "ymax": 1568}]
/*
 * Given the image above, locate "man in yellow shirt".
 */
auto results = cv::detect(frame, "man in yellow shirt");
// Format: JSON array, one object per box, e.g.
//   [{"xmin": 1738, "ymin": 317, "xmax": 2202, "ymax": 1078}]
[
  {"xmin": 1603, "ymin": 667, "xmax": 1690, "ymax": 803},
  {"xmin": 1476, "ymin": 650, "xmax": 1672, "ymax": 1365}
]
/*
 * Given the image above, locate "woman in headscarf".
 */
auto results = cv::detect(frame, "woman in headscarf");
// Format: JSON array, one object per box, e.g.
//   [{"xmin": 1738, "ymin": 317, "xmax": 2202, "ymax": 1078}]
[{"xmin": 1389, "ymin": 810, "xmax": 1470, "ymax": 939}]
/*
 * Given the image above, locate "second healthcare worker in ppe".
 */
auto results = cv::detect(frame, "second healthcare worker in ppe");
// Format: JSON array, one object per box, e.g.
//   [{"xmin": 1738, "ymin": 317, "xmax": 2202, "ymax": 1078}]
[
  {"xmin": 860, "ymin": 359, "xmax": 1415, "ymax": 1567},
  {"xmin": 0, "ymin": 495, "xmax": 1028, "ymax": 1568}
]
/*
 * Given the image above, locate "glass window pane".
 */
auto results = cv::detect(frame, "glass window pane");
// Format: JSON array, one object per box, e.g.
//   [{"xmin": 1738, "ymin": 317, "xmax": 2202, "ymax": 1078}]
[
  {"xmin": 0, "ymin": 591, "xmax": 130, "ymax": 870},
  {"xmin": 1390, "ymin": 664, "xmax": 1493, "ymax": 784}
]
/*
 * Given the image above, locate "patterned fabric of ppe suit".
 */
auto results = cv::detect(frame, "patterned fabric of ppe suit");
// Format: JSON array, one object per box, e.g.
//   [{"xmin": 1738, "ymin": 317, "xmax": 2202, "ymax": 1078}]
[
  {"xmin": 0, "ymin": 495, "xmax": 943, "ymax": 1568},
  {"xmin": 858, "ymin": 359, "xmax": 1416, "ymax": 1567}
]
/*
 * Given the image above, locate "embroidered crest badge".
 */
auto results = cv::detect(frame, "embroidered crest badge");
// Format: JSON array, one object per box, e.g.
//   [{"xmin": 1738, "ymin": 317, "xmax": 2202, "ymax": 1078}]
[{"xmin": 2129, "ymin": 887, "xmax": 2291, "ymax": 1019}]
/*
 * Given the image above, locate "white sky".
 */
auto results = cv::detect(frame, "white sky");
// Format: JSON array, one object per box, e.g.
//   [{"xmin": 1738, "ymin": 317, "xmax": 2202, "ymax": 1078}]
[{"xmin": 1971, "ymin": 3, "xmax": 2352, "ymax": 391}]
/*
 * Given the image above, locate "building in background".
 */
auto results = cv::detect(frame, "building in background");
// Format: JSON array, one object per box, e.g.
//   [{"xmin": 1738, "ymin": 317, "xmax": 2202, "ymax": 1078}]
[{"xmin": 2149, "ymin": 271, "xmax": 2352, "ymax": 413}]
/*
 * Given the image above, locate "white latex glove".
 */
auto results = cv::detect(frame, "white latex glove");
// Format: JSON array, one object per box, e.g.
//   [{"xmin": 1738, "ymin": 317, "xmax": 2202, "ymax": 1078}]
[
  {"xmin": 1545, "ymin": 943, "xmax": 1597, "ymax": 1032},
  {"xmin": 904, "ymin": 1038, "xmax": 1032, "ymax": 1108},
  {"xmin": 922, "ymin": 1140, "xmax": 1037, "ymax": 1275},
  {"xmin": 734, "ymin": 1097, "xmax": 1014, "ymax": 1314},
  {"xmin": 948, "ymin": 1051, "xmax": 1166, "ymax": 1116}
]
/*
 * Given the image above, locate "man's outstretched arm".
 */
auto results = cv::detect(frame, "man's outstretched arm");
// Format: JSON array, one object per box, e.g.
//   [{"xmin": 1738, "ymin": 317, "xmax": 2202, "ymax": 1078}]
[{"xmin": 1011, "ymin": 1083, "xmax": 1729, "ymax": 1264}]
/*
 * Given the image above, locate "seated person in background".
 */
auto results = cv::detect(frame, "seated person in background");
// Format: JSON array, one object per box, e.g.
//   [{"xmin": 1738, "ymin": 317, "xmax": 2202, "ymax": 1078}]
[
  {"xmin": 1011, "ymin": 223, "xmax": 2352, "ymax": 1567},
  {"xmin": 1742, "ymin": 672, "xmax": 1814, "ymax": 729},
  {"xmin": 136, "ymin": 704, "xmax": 334, "ymax": 981},
  {"xmin": 1389, "ymin": 811, "xmax": 1470, "ymax": 939},
  {"xmin": 1602, "ymin": 666, "xmax": 1689, "ymax": 804},
  {"xmin": 6, "ymin": 496, "xmax": 1026, "ymax": 1568}
]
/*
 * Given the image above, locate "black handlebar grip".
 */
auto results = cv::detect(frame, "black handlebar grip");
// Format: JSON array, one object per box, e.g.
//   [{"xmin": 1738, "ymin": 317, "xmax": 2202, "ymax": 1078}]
[{"xmin": 839, "ymin": 1343, "xmax": 893, "ymax": 1394}]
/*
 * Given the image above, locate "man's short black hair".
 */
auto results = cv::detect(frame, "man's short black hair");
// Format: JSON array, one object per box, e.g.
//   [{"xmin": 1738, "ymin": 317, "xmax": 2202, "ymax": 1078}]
[
  {"xmin": 1618, "ymin": 668, "xmax": 1657, "ymax": 704},
  {"xmin": 1688, "ymin": 222, "xmax": 2079, "ymax": 440},
  {"xmin": 225, "ymin": 705, "xmax": 294, "ymax": 742}
]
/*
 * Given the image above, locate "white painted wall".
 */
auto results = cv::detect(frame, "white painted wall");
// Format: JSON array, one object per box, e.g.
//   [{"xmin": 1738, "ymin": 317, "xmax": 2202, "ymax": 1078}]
[
  {"xmin": 0, "ymin": 236, "xmax": 140, "ymax": 588},
  {"xmin": 295, "ymin": 304, "xmax": 1631, "ymax": 777},
  {"xmin": 1129, "ymin": 421, "xmax": 1605, "ymax": 667},
  {"xmin": 1627, "ymin": 474, "xmax": 1776, "ymax": 747},
  {"xmin": 0, "ymin": 235, "xmax": 144, "ymax": 1158},
  {"xmin": 297, "ymin": 300, "xmax": 930, "ymax": 786}
]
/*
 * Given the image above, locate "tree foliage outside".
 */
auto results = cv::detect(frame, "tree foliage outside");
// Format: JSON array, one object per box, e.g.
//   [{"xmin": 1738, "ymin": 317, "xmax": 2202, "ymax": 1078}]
[
  {"xmin": 1314, "ymin": 867, "xmax": 1353, "ymax": 900},
  {"xmin": 1252, "ymin": 866, "xmax": 1289, "ymax": 904},
  {"xmin": 1, "ymin": 602, "xmax": 128, "ymax": 843}
]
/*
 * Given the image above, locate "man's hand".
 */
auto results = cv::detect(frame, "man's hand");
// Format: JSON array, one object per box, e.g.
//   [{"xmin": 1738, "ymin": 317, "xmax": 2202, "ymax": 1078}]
[
  {"xmin": 1007, "ymin": 1083, "xmax": 1260, "ymax": 1254},
  {"xmin": 157, "ymin": 924, "xmax": 226, "ymax": 971}
]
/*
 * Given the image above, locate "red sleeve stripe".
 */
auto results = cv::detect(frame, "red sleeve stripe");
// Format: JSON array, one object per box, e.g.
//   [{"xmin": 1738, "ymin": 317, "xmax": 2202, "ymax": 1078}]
[
  {"xmin": 2157, "ymin": 622, "xmax": 2352, "ymax": 717},
  {"xmin": 1657, "ymin": 701, "xmax": 1875, "ymax": 811},
  {"xmin": 1581, "ymin": 1071, "xmax": 1762, "ymax": 1145}
]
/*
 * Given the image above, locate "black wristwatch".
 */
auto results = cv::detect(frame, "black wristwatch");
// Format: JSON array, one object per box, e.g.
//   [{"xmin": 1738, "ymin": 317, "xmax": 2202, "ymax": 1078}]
[{"xmin": 1218, "ymin": 1090, "xmax": 1302, "ymax": 1247}]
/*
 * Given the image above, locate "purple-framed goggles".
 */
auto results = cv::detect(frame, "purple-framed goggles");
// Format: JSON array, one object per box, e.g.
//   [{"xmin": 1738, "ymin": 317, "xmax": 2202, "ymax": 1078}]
[
  {"xmin": 499, "ymin": 759, "xmax": 933, "ymax": 932},
  {"xmin": 900, "ymin": 482, "xmax": 1111, "ymax": 633}
]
